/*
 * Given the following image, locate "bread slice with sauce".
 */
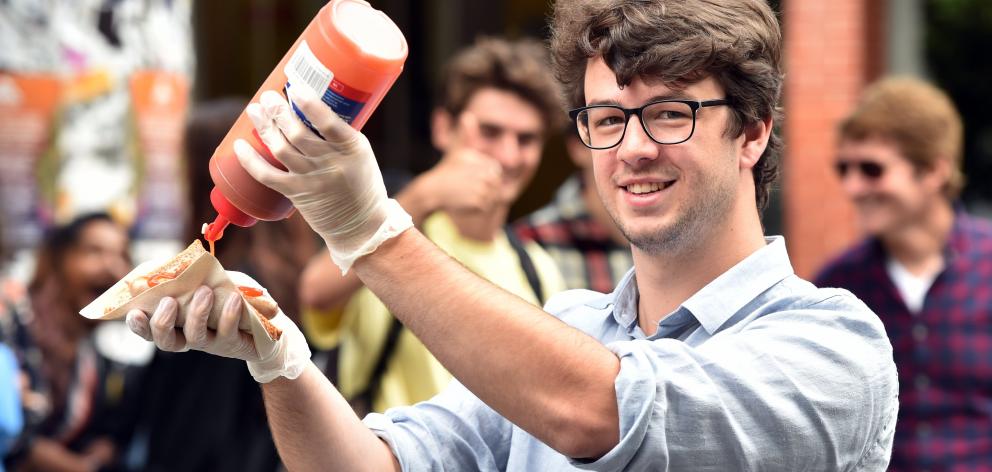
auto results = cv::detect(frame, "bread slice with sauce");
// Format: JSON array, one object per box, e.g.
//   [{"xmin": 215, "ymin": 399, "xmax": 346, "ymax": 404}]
[{"xmin": 100, "ymin": 240, "xmax": 283, "ymax": 340}]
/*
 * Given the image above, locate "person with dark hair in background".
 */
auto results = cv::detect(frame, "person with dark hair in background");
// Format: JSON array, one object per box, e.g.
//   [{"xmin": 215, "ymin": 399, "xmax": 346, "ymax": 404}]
[
  {"xmin": 297, "ymin": 37, "xmax": 566, "ymax": 414},
  {"xmin": 126, "ymin": 1, "xmax": 898, "ymax": 469},
  {"xmin": 513, "ymin": 125, "xmax": 632, "ymax": 293},
  {"xmin": 4, "ymin": 213, "xmax": 145, "ymax": 472},
  {"xmin": 815, "ymin": 77, "xmax": 992, "ymax": 471}
]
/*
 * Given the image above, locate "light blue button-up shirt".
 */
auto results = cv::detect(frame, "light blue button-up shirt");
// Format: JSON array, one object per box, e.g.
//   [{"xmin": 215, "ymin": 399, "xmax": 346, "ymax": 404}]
[{"xmin": 364, "ymin": 237, "xmax": 899, "ymax": 471}]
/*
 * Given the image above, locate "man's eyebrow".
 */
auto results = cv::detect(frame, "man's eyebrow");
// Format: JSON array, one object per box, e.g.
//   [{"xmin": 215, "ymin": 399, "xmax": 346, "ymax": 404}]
[
  {"xmin": 584, "ymin": 93, "xmax": 691, "ymax": 107},
  {"xmin": 478, "ymin": 121, "xmax": 543, "ymax": 135},
  {"xmin": 585, "ymin": 98, "xmax": 621, "ymax": 107}
]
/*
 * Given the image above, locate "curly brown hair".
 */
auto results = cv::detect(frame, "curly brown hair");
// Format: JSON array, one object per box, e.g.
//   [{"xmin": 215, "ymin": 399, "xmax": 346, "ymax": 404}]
[
  {"xmin": 839, "ymin": 77, "xmax": 965, "ymax": 198},
  {"xmin": 550, "ymin": 0, "xmax": 784, "ymax": 211},
  {"xmin": 436, "ymin": 36, "xmax": 566, "ymax": 132}
]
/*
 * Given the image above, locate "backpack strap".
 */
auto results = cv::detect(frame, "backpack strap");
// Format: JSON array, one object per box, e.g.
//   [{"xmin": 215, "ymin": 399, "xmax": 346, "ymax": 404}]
[
  {"xmin": 506, "ymin": 227, "xmax": 545, "ymax": 306},
  {"xmin": 350, "ymin": 315, "xmax": 404, "ymax": 413},
  {"xmin": 354, "ymin": 227, "xmax": 546, "ymax": 412}
]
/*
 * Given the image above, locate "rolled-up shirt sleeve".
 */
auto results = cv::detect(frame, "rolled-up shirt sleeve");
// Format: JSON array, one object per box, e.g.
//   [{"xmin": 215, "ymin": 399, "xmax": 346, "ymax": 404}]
[
  {"xmin": 364, "ymin": 379, "xmax": 513, "ymax": 472},
  {"xmin": 573, "ymin": 305, "xmax": 898, "ymax": 471}
]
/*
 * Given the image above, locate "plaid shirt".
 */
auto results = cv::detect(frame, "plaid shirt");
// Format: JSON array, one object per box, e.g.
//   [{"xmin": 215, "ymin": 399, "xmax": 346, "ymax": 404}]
[
  {"xmin": 815, "ymin": 210, "xmax": 992, "ymax": 471},
  {"xmin": 512, "ymin": 175, "xmax": 632, "ymax": 293}
]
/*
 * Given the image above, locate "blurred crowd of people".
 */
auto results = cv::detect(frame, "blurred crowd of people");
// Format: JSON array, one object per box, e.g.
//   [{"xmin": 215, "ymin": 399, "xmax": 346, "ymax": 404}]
[{"xmin": 0, "ymin": 29, "xmax": 989, "ymax": 472}]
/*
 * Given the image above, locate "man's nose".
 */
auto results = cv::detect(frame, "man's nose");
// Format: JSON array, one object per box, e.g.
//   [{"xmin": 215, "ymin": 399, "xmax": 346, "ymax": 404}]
[
  {"xmin": 839, "ymin": 169, "xmax": 871, "ymax": 198},
  {"xmin": 490, "ymin": 134, "xmax": 523, "ymax": 169},
  {"xmin": 616, "ymin": 115, "xmax": 659, "ymax": 167}
]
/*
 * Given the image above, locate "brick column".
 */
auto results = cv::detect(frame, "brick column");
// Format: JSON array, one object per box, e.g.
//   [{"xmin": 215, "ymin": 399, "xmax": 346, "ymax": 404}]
[{"xmin": 782, "ymin": 0, "xmax": 880, "ymax": 278}]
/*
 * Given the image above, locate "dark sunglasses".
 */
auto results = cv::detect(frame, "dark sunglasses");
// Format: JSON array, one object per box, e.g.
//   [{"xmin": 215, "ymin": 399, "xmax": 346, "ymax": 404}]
[{"xmin": 834, "ymin": 160, "xmax": 885, "ymax": 180}]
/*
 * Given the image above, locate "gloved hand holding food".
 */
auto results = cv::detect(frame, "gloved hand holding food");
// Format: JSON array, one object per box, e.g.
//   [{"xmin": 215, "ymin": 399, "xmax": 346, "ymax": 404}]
[
  {"xmin": 80, "ymin": 241, "xmax": 310, "ymax": 383},
  {"xmin": 234, "ymin": 88, "xmax": 413, "ymax": 274}
]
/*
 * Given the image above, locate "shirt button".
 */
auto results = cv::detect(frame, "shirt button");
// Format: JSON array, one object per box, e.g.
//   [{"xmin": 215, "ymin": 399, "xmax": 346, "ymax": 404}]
[
  {"xmin": 912, "ymin": 324, "xmax": 928, "ymax": 342},
  {"xmin": 917, "ymin": 422, "xmax": 932, "ymax": 438},
  {"xmin": 915, "ymin": 374, "xmax": 930, "ymax": 391}
]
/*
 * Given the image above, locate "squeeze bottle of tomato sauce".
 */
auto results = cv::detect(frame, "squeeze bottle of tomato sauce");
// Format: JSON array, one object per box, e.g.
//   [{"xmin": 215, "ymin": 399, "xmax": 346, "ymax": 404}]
[{"xmin": 202, "ymin": 0, "xmax": 408, "ymax": 248}]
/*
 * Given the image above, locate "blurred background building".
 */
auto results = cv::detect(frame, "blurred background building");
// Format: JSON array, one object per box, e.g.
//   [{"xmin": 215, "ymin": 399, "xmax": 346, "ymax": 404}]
[{"xmin": 1, "ymin": 0, "xmax": 990, "ymax": 279}]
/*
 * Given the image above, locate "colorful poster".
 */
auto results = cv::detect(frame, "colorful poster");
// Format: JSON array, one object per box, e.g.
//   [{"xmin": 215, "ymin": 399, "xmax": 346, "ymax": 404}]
[
  {"xmin": 129, "ymin": 70, "xmax": 190, "ymax": 242},
  {"xmin": 0, "ymin": 73, "xmax": 62, "ymax": 255},
  {"xmin": 0, "ymin": 0, "xmax": 194, "ymax": 268}
]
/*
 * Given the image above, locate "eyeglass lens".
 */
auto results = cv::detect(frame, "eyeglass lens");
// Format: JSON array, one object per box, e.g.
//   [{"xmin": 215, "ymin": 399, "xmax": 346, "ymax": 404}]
[
  {"xmin": 577, "ymin": 101, "xmax": 695, "ymax": 148},
  {"xmin": 835, "ymin": 161, "xmax": 884, "ymax": 179}
]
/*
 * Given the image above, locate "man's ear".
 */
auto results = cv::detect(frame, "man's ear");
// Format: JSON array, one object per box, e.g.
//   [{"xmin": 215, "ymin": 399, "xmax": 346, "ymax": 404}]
[
  {"xmin": 920, "ymin": 157, "xmax": 952, "ymax": 194},
  {"xmin": 431, "ymin": 108, "xmax": 454, "ymax": 152},
  {"xmin": 740, "ymin": 115, "xmax": 773, "ymax": 171}
]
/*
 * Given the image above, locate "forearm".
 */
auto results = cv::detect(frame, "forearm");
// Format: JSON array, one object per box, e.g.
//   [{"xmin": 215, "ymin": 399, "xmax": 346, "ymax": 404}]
[
  {"xmin": 299, "ymin": 251, "xmax": 364, "ymax": 310},
  {"xmin": 394, "ymin": 174, "xmax": 439, "ymax": 228},
  {"xmin": 262, "ymin": 362, "xmax": 399, "ymax": 472},
  {"xmin": 23, "ymin": 439, "xmax": 97, "ymax": 472},
  {"xmin": 353, "ymin": 230, "xmax": 622, "ymax": 458}
]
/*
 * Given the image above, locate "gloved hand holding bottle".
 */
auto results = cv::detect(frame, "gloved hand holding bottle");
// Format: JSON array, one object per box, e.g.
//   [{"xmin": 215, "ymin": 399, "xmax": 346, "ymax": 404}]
[{"xmin": 236, "ymin": 88, "xmax": 413, "ymax": 274}]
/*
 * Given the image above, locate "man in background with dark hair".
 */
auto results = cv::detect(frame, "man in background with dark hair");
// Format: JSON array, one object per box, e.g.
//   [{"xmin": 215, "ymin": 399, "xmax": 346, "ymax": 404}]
[
  {"xmin": 513, "ymin": 125, "xmax": 632, "ymax": 293},
  {"xmin": 816, "ymin": 77, "xmax": 992, "ymax": 471},
  {"xmin": 129, "ymin": 1, "xmax": 898, "ymax": 469},
  {"xmin": 297, "ymin": 36, "xmax": 566, "ymax": 413}
]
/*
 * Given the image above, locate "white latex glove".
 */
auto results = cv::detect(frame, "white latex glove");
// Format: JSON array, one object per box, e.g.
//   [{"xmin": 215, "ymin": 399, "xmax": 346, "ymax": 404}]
[
  {"xmin": 125, "ymin": 271, "xmax": 311, "ymax": 384},
  {"xmin": 235, "ymin": 89, "xmax": 413, "ymax": 274}
]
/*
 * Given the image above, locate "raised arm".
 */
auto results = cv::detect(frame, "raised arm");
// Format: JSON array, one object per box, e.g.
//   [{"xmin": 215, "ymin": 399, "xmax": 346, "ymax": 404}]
[
  {"xmin": 354, "ymin": 229, "xmax": 621, "ymax": 458},
  {"xmin": 298, "ymin": 250, "xmax": 363, "ymax": 311},
  {"xmin": 236, "ymin": 89, "xmax": 621, "ymax": 458}
]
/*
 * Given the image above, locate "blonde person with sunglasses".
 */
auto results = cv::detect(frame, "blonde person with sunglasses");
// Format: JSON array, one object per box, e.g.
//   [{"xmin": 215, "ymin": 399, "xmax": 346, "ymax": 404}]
[{"xmin": 816, "ymin": 77, "xmax": 992, "ymax": 471}]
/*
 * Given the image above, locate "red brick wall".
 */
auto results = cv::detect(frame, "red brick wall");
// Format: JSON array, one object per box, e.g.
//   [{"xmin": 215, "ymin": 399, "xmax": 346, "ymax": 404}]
[{"xmin": 782, "ymin": 0, "xmax": 883, "ymax": 278}]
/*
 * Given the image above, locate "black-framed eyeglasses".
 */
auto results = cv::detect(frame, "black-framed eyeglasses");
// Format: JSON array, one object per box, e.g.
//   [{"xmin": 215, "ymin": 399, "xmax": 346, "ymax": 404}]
[
  {"xmin": 834, "ymin": 160, "xmax": 885, "ymax": 180},
  {"xmin": 568, "ymin": 98, "xmax": 730, "ymax": 150}
]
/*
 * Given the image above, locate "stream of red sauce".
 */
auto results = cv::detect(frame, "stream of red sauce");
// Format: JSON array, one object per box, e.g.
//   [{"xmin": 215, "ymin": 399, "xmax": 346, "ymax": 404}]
[{"xmin": 238, "ymin": 286, "xmax": 263, "ymax": 297}]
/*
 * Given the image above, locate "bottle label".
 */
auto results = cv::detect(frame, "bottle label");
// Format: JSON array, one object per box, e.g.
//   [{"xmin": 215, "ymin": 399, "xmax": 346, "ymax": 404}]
[{"xmin": 284, "ymin": 40, "xmax": 371, "ymax": 130}]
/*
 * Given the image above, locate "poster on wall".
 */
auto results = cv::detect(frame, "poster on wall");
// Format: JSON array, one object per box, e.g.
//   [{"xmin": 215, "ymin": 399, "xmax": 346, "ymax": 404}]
[
  {"xmin": 0, "ymin": 74, "xmax": 62, "ymax": 257},
  {"xmin": 0, "ymin": 0, "xmax": 194, "ymax": 273},
  {"xmin": 130, "ymin": 70, "xmax": 190, "ymax": 244}
]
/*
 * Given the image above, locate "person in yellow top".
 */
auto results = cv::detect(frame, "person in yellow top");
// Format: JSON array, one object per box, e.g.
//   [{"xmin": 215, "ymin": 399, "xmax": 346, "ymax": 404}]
[{"xmin": 298, "ymin": 37, "xmax": 567, "ymax": 413}]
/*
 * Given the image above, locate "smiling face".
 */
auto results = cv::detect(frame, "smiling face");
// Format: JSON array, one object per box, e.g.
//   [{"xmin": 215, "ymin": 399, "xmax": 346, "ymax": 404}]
[
  {"xmin": 584, "ymin": 57, "xmax": 750, "ymax": 255},
  {"xmin": 437, "ymin": 87, "xmax": 546, "ymax": 204},
  {"xmin": 61, "ymin": 219, "xmax": 131, "ymax": 311},
  {"xmin": 835, "ymin": 136, "xmax": 946, "ymax": 238}
]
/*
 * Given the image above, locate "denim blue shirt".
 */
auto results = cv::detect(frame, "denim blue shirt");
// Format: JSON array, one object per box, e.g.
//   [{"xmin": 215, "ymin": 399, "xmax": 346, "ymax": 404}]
[{"xmin": 364, "ymin": 237, "xmax": 899, "ymax": 471}]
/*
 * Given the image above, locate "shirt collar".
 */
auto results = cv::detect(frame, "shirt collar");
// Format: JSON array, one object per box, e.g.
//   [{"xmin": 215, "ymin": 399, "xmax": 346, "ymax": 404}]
[
  {"xmin": 610, "ymin": 236, "xmax": 796, "ymax": 335},
  {"xmin": 682, "ymin": 236, "xmax": 795, "ymax": 334},
  {"xmin": 610, "ymin": 269, "xmax": 639, "ymax": 330}
]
